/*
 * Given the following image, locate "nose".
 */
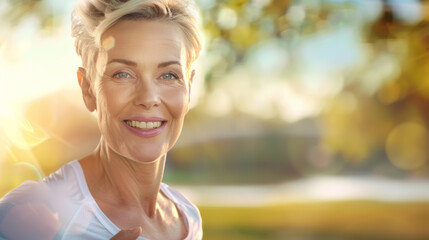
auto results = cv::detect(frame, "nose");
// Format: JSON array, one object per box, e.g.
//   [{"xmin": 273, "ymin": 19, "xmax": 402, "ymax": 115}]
[{"xmin": 133, "ymin": 79, "xmax": 160, "ymax": 110}]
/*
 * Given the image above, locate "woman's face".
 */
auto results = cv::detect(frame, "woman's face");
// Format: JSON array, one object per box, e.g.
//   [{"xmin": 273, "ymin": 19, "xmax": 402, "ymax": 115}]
[{"xmin": 86, "ymin": 20, "xmax": 192, "ymax": 163}]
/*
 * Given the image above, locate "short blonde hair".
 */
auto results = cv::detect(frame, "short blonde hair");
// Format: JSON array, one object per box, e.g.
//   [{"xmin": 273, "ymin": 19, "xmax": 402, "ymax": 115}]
[{"xmin": 71, "ymin": 0, "xmax": 203, "ymax": 81}]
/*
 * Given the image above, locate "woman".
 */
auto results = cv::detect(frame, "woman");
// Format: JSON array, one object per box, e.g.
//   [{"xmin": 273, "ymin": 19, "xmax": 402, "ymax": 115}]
[{"xmin": 0, "ymin": 0, "xmax": 203, "ymax": 239}]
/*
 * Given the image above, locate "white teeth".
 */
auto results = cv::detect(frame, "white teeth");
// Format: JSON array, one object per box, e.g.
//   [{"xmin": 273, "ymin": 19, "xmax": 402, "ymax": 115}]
[{"xmin": 126, "ymin": 120, "xmax": 162, "ymax": 130}]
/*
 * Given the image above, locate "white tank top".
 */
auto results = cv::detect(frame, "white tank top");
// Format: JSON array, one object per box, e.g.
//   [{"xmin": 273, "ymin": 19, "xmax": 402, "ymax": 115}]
[{"xmin": 0, "ymin": 160, "xmax": 202, "ymax": 240}]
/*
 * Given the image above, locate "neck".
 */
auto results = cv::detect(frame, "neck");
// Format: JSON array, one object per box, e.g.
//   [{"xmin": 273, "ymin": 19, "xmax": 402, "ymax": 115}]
[{"xmin": 85, "ymin": 139, "xmax": 166, "ymax": 217}]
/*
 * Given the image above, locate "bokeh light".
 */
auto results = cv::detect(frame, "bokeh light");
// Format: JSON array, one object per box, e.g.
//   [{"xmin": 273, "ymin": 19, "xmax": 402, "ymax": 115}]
[{"xmin": 386, "ymin": 122, "xmax": 429, "ymax": 170}]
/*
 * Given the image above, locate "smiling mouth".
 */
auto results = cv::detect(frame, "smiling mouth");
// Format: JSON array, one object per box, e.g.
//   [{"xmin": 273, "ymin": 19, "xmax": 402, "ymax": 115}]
[{"xmin": 124, "ymin": 120, "xmax": 166, "ymax": 130}]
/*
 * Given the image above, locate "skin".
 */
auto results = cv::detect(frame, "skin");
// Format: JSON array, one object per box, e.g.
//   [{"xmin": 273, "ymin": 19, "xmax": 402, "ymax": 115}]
[{"xmin": 77, "ymin": 20, "xmax": 194, "ymax": 240}]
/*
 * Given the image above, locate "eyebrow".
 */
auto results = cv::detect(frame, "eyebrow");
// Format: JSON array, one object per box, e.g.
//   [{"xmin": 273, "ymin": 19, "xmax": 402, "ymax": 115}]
[
  {"xmin": 158, "ymin": 61, "xmax": 181, "ymax": 68},
  {"xmin": 107, "ymin": 59, "xmax": 181, "ymax": 68},
  {"xmin": 108, "ymin": 59, "xmax": 137, "ymax": 66}
]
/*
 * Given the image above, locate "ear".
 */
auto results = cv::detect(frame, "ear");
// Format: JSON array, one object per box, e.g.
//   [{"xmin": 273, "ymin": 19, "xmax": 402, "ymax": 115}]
[
  {"xmin": 186, "ymin": 69, "xmax": 195, "ymax": 113},
  {"xmin": 77, "ymin": 67, "xmax": 96, "ymax": 112}
]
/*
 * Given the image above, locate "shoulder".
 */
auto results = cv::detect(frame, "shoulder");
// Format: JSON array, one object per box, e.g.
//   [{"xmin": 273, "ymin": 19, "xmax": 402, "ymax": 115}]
[
  {"xmin": 0, "ymin": 161, "xmax": 82, "ymax": 206},
  {"xmin": 0, "ymin": 161, "xmax": 85, "ymax": 240},
  {"xmin": 161, "ymin": 183, "xmax": 203, "ymax": 239},
  {"xmin": 0, "ymin": 180, "xmax": 47, "ymax": 205}
]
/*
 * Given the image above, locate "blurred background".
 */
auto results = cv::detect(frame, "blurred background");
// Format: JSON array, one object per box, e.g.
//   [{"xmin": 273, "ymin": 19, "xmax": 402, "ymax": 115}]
[{"xmin": 1, "ymin": 0, "xmax": 429, "ymax": 239}]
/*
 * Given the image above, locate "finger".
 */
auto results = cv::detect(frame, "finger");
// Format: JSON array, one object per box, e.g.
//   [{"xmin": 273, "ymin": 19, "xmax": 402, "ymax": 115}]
[{"xmin": 110, "ymin": 227, "xmax": 142, "ymax": 240}]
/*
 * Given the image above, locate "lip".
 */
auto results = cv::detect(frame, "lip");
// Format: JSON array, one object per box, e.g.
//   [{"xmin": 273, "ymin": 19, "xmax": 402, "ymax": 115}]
[
  {"xmin": 126, "ymin": 116, "xmax": 166, "ymax": 122},
  {"xmin": 122, "ymin": 118, "xmax": 167, "ymax": 138}
]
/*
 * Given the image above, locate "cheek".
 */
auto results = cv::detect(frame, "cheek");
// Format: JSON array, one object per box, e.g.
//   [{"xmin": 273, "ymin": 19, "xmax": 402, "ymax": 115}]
[
  {"xmin": 162, "ymin": 87, "xmax": 189, "ymax": 118},
  {"xmin": 96, "ymin": 84, "xmax": 132, "ymax": 124}
]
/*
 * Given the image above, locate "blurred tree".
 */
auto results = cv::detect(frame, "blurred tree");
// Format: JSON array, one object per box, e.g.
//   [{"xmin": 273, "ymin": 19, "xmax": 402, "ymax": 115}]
[
  {"xmin": 320, "ymin": 0, "xmax": 429, "ymax": 174},
  {"xmin": 0, "ymin": 0, "xmax": 56, "ymax": 30}
]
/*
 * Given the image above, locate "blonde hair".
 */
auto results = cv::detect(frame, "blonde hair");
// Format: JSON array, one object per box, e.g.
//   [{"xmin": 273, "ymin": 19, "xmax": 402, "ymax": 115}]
[{"xmin": 71, "ymin": 0, "xmax": 203, "ymax": 82}]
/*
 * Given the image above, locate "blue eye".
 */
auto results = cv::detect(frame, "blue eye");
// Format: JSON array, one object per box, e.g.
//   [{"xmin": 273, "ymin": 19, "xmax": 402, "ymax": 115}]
[
  {"xmin": 114, "ymin": 72, "xmax": 131, "ymax": 79},
  {"xmin": 161, "ymin": 72, "xmax": 178, "ymax": 80}
]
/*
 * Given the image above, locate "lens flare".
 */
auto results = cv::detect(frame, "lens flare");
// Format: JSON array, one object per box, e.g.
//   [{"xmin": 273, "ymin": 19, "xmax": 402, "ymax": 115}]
[{"xmin": 386, "ymin": 122, "xmax": 429, "ymax": 170}]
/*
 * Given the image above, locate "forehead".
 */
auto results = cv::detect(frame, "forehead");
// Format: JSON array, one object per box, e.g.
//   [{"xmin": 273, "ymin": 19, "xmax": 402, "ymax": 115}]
[{"xmin": 101, "ymin": 20, "xmax": 185, "ymax": 63}]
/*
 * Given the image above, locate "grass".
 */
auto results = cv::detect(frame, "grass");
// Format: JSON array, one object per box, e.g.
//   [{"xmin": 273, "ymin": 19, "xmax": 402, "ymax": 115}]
[{"xmin": 199, "ymin": 201, "xmax": 429, "ymax": 240}]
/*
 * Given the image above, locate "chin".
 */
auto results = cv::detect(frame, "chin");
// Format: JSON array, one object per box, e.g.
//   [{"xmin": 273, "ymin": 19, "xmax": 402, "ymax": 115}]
[{"xmin": 128, "ymin": 149, "xmax": 167, "ymax": 163}]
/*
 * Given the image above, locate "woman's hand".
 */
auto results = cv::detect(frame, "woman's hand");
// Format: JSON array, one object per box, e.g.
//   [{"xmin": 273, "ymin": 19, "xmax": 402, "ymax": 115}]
[{"xmin": 110, "ymin": 227, "xmax": 142, "ymax": 240}]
